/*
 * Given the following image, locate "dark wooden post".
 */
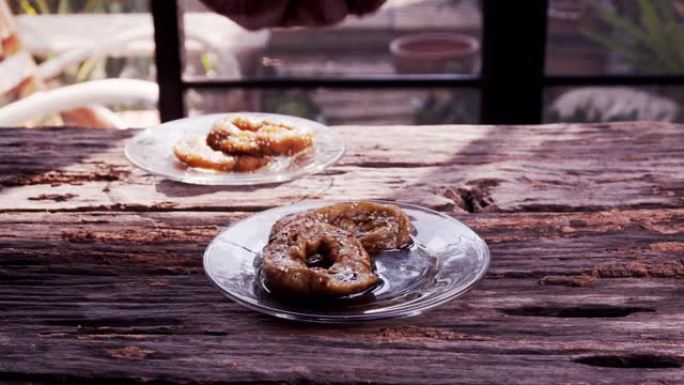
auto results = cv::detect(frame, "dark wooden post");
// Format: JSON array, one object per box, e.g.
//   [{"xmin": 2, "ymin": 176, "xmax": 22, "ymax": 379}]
[
  {"xmin": 151, "ymin": 0, "xmax": 186, "ymax": 122},
  {"xmin": 480, "ymin": 0, "xmax": 548, "ymax": 124}
]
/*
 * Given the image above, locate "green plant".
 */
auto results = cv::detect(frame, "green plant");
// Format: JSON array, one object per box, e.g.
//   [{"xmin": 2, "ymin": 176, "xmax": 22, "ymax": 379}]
[
  {"xmin": 261, "ymin": 89, "xmax": 323, "ymax": 122},
  {"xmin": 414, "ymin": 91, "xmax": 478, "ymax": 125},
  {"xmin": 13, "ymin": 0, "xmax": 145, "ymax": 14},
  {"xmin": 258, "ymin": 63, "xmax": 324, "ymax": 122},
  {"xmin": 581, "ymin": 0, "xmax": 684, "ymax": 73},
  {"xmin": 12, "ymin": 0, "xmax": 151, "ymax": 84}
]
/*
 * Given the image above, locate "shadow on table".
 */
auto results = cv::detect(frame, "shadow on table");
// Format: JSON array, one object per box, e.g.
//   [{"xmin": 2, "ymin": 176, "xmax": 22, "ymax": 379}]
[
  {"xmin": 0, "ymin": 127, "xmax": 129, "ymax": 190},
  {"xmin": 155, "ymin": 179, "xmax": 294, "ymax": 198},
  {"xmin": 385, "ymin": 121, "xmax": 682, "ymax": 214},
  {"xmin": 386, "ymin": 124, "xmax": 520, "ymax": 213}
]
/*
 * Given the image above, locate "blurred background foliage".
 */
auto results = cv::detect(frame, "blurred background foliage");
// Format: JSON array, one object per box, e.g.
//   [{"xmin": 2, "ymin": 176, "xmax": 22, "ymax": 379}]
[
  {"xmin": 9, "ymin": 0, "xmax": 148, "ymax": 14},
  {"xmin": 582, "ymin": 0, "xmax": 684, "ymax": 74}
]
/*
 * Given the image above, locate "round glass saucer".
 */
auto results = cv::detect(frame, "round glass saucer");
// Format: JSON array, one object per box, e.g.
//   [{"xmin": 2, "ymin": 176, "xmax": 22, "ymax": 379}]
[
  {"xmin": 125, "ymin": 112, "xmax": 344, "ymax": 186},
  {"xmin": 203, "ymin": 200, "xmax": 490, "ymax": 323}
]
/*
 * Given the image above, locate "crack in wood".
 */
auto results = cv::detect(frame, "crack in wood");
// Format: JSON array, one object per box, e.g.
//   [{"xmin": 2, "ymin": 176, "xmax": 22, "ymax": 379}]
[
  {"xmin": 435, "ymin": 179, "xmax": 502, "ymax": 213},
  {"xmin": 538, "ymin": 275, "xmax": 598, "ymax": 287},
  {"xmin": 61, "ymin": 226, "xmax": 218, "ymax": 244},
  {"xmin": 499, "ymin": 305, "xmax": 655, "ymax": 318},
  {"xmin": 456, "ymin": 186, "xmax": 493, "ymax": 213},
  {"xmin": 587, "ymin": 261, "xmax": 684, "ymax": 278},
  {"xmin": 377, "ymin": 326, "xmax": 492, "ymax": 342},
  {"xmin": 44, "ymin": 317, "xmax": 183, "ymax": 328},
  {"xmin": 106, "ymin": 346, "xmax": 154, "ymax": 360},
  {"xmin": 28, "ymin": 193, "xmax": 78, "ymax": 202},
  {"xmin": 1, "ymin": 167, "xmax": 130, "ymax": 187},
  {"xmin": 535, "ymin": 260, "xmax": 684, "ymax": 286},
  {"xmin": 574, "ymin": 354, "xmax": 682, "ymax": 369},
  {"xmin": 355, "ymin": 161, "xmax": 449, "ymax": 168},
  {"xmin": 0, "ymin": 372, "xmax": 245, "ymax": 385},
  {"xmin": 0, "ymin": 204, "xmax": 270, "ymax": 214}
]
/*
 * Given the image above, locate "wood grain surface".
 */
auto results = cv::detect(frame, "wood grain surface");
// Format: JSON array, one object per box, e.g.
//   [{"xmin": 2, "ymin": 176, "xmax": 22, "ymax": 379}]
[{"xmin": 1, "ymin": 123, "xmax": 683, "ymax": 385}]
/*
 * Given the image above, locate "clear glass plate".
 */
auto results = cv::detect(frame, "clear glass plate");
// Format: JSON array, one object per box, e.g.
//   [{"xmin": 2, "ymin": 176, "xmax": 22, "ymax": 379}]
[
  {"xmin": 204, "ymin": 200, "xmax": 490, "ymax": 323},
  {"xmin": 125, "ymin": 112, "xmax": 344, "ymax": 185}
]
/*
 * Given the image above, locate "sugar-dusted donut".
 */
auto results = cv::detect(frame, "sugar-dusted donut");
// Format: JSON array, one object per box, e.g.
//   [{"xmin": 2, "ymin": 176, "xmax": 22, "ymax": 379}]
[
  {"xmin": 173, "ymin": 136, "xmax": 270, "ymax": 172},
  {"xmin": 206, "ymin": 116, "xmax": 314, "ymax": 157}
]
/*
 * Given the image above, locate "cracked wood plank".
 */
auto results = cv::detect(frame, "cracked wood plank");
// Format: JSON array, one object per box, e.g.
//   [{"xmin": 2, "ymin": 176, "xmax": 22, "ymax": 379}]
[
  {"xmin": 1, "ymin": 276, "xmax": 682, "ymax": 385},
  {"xmin": 1, "ymin": 122, "xmax": 682, "ymax": 213},
  {"xmin": 1, "ymin": 122, "xmax": 683, "ymax": 384},
  {"xmin": 1, "ymin": 209, "xmax": 682, "ymax": 276},
  {"xmin": 1, "ymin": 209, "xmax": 683, "ymax": 384}
]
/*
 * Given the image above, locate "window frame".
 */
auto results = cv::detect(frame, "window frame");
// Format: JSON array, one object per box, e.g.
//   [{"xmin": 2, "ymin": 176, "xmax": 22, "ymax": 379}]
[{"xmin": 151, "ymin": 0, "xmax": 684, "ymax": 124}]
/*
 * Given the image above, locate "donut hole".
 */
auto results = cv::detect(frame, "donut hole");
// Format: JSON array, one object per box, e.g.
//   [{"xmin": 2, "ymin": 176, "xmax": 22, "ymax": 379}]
[{"xmin": 305, "ymin": 240, "xmax": 336, "ymax": 269}]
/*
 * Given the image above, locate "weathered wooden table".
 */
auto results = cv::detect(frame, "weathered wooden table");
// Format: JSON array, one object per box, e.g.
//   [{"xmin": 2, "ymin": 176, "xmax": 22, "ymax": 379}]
[{"xmin": 1, "ymin": 122, "xmax": 683, "ymax": 384}]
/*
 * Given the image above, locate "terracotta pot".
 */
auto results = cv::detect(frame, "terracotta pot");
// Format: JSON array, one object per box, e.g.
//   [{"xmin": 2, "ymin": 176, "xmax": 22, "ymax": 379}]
[{"xmin": 390, "ymin": 33, "xmax": 480, "ymax": 74}]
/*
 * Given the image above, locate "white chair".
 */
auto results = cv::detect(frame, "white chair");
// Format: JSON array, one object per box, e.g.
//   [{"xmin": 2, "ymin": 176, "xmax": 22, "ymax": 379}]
[
  {"xmin": 0, "ymin": 78, "xmax": 158, "ymax": 127},
  {"xmin": 0, "ymin": 6, "xmax": 249, "ymax": 128},
  {"xmin": 549, "ymin": 87, "xmax": 680, "ymax": 122}
]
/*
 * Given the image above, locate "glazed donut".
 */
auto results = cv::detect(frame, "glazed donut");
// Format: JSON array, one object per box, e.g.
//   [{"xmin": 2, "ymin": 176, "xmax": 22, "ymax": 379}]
[
  {"xmin": 173, "ymin": 136, "xmax": 270, "ymax": 172},
  {"xmin": 270, "ymin": 201, "xmax": 412, "ymax": 253},
  {"xmin": 206, "ymin": 116, "xmax": 314, "ymax": 157},
  {"xmin": 262, "ymin": 219, "xmax": 378, "ymax": 296}
]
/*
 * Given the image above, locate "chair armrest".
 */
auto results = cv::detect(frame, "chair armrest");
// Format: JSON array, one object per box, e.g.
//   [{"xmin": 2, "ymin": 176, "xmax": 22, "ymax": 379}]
[
  {"xmin": 0, "ymin": 78, "xmax": 158, "ymax": 126},
  {"xmin": 36, "ymin": 26, "xmax": 240, "ymax": 80}
]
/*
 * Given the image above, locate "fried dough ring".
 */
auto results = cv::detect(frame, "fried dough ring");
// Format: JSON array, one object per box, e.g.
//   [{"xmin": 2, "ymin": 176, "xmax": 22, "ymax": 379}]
[
  {"xmin": 270, "ymin": 201, "xmax": 412, "ymax": 253},
  {"xmin": 262, "ymin": 219, "xmax": 378, "ymax": 296},
  {"xmin": 173, "ymin": 136, "xmax": 270, "ymax": 172},
  {"xmin": 206, "ymin": 116, "xmax": 314, "ymax": 156}
]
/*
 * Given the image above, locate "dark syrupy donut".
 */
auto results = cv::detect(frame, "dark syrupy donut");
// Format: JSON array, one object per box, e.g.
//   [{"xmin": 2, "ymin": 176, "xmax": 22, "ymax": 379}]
[
  {"xmin": 270, "ymin": 201, "xmax": 412, "ymax": 253},
  {"xmin": 262, "ymin": 218, "xmax": 378, "ymax": 297}
]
